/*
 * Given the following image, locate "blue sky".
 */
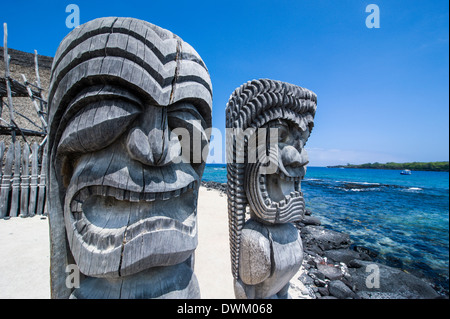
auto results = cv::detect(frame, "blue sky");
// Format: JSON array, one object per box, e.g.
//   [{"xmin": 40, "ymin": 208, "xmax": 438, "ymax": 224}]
[{"xmin": 1, "ymin": 0, "xmax": 448, "ymax": 166}]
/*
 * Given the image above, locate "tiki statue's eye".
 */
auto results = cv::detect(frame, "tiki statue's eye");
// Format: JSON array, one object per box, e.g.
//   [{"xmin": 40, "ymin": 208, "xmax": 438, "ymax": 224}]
[
  {"xmin": 57, "ymin": 100, "xmax": 140, "ymax": 155},
  {"xmin": 278, "ymin": 126, "xmax": 289, "ymax": 143}
]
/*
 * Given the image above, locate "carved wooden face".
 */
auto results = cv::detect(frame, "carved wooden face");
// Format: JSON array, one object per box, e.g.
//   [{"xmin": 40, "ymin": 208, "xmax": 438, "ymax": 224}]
[
  {"xmin": 246, "ymin": 119, "xmax": 310, "ymax": 224},
  {"xmin": 56, "ymin": 87, "xmax": 208, "ymax": 278}
]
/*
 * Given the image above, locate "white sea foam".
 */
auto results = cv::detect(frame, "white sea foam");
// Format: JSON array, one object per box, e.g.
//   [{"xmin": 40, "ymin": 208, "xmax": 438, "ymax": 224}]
[
  {"xmin": 405, "ymin": 187, "xmax": 423, "ymax": 192},
  {"xmin": 348, "ymin": 187, "xmax": 380, "ymax": 192},
  {"xmin": 359, "ymin": 182, "xmax": 381, "ymax": 185}
]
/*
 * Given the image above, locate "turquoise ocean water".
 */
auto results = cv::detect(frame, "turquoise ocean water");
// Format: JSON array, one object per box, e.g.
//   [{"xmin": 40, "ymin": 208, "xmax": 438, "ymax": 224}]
[{"xmin": 202, "ymin": 164, "xmax": 449, "ymax": 294}]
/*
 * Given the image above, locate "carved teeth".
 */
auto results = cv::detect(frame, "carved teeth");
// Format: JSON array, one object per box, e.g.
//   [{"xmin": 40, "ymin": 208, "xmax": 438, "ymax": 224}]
[
  {"xmin": 173, "ymin": 189, "xmax": 181, "ymax": 198},
  {"xmin": 115, "ymin": 190, "xmax": 125, "ymax": 201},
  {"xmin": 78, "ymin": 188, "xmax": 91, "ymax": 200},
  {"xmin": 75, "ymin": 217, "xmax": 87, "ymax": 234},
  {"xmin": 261, "ymin": 189, "xmax": 269, "ymax": 199},
  {"xmin": 108, "ymin": 188, "xmax": 125, "ymax": 201},
  {"xmin": 71, "ymin": 201, "xmax": 82, "ymax": 213},
  {"xmin": 278, "ymin": 171, "xmax": 301, "ymax": 182},
  {"xmin": 129, "ymin": 191, "xmax": 140, "ymax": 202},
  {"xmin": 143, "ymin": 192, "xmax": 155, "ymax": 202},
  {"xmin": 71, "ymin": 181, "xmax": 197, "ymax": 211},
  {"xmin": 123, "ymin": 190, "xmax": 131, "ymax": 202}
]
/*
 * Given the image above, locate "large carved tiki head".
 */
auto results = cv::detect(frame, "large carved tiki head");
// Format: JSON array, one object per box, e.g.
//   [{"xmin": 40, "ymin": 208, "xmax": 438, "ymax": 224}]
[
  {"xmin": 47, "ymin": 17, "xmax": 212, "ymax": 298},
  {"xmin": 226, "ymin": 79, "xmax": 316, "ymax": 278}
]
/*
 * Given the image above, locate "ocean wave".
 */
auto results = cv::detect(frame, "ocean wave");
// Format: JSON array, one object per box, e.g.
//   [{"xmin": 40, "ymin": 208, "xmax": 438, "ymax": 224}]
[
  {"xmin": 346, "ymin": 187, "xmax": 381, "ymax": 192},
  {"xmin": 303, "ymin": 178, "xmax": 425, "ymax": 193},
  {"xmin": 341, "ymin": 180, "xmax": 381, "ymax": 186},
  {"xmin": 404, "ymin": 187, "xmax": 423, "ymax": 192}
]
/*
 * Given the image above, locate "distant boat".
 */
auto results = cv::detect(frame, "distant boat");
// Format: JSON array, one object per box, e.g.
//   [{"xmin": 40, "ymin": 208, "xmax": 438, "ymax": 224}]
[{"xmin": 400, "ymin": 169, "xmax": 412, "ymax": 175}]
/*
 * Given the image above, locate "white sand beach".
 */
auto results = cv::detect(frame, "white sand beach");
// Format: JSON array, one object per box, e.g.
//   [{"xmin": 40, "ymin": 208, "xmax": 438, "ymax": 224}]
[{"xmin": 0, "ymin": 212, "xmax": 50, "ymax": 299}]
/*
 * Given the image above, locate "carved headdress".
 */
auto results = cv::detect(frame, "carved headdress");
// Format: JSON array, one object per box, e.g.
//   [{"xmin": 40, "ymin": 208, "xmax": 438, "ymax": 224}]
[{"xmin": 226, "ymin": 79, "xmax": 317, "ymax": 279}]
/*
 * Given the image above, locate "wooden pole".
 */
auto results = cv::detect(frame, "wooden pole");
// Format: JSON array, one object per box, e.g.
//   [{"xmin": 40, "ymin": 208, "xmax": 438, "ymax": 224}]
[
  {"xmin": 3, "ymin": 23, "xmax": 16, "ymax": 143},
  {"xmin": 0, "ymin": 143, "xmax": 14, "ymax": 218},
  {"xmin": 0, "ymin": 141, "xmax": 4, "ymax": 189},
  {"xmin": 21, "ymin": 73, "xmax": 48, "ymax": 132},
  {"xmin": 34, "ymin": 50, "xmax": 47, "ymax": 123},
  {"xmin": 28, "ymin": 142, "xmax": 39, "ymax": 217},
  {"xmin": 19, "ymin": 143, "xmax": 30, "ymax": 217},
  {"xmin": 9, "ymin": 141, "xmax": 21, "ymax": 217},
  {"xmin": 34, "ymin": 50, "xmax": 41, "ymax": 88},
  {"xmin": 36, "ymin": 149, "xmax": 47, "ymax": 215}
]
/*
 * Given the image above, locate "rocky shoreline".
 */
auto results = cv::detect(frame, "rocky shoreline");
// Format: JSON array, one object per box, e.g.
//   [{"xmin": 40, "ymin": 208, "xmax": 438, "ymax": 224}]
[{"xmin": 201, "ymin": 181, "xmax": 447, "ymax": 299}]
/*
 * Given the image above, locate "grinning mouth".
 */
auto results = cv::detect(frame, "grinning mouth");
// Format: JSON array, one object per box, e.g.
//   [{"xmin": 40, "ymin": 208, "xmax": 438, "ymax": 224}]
[
  {"xmin": 64, "ymin": 179, "xmax": 199, "ymax": 278},
  {"xmin": 258, "ymin": 168, "xmax": 305, "ymax": 223},
  {"xmin": 70, "ymin": 181, "xmax": 197, "ymax": 242},
  {"xmin": 246, "ymin": 161, "xmax": 306, "ymax": 224},
  {"xmin": 261, "ymin": 171, "xmax": 302, "ymax": 209}
]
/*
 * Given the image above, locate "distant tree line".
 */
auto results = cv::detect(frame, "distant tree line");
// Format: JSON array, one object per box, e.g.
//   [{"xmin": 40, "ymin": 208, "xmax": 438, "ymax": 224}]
[{"xmin": 328, "ymin": 161, "xmax": 449, "ymax": 172}]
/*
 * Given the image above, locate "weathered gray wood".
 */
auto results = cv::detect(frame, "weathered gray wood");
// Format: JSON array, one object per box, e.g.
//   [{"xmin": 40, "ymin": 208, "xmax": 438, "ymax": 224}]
[
  {"xmin": 34, "ymin": 50, "xmax": 48, "ymax": 122},
  {"xmin": 71, "ymin": 261, "xmax": 199, "ymax": 299},
  {"xmin": 36, "ymin": 150, "xmax": 47, "ymax": 215},
  {"xmin": 0, "ymin": 142, "xmax": 4, "ymax": 216},
  {"xmin": 226, "ymin": 79, "xmax": 317, "ymax": 298},
  {"xmin": 0, "ymin": 142, "xmax": 11, "ymax": 218},
  {"xmin": 27, "ymin": 143, "xmax": 39, "ymax": 216},
  {"xmin": 0, "ymin": 141, "xmax": 4, "ymax": 176},
  {"xmin": 47, "ymin": 17, "xmax": 212, "ymax": 299},
  {"xmin": 3, "ymin": 23, "xmax": 16, "ymax": 142},
  {"xmin": 34, "ymin": 50, "xmax": 41, "ymax": 88},
  {"xmin": 19, "ymin": 143, "xmax": 30, "ymax": 217},
  {"xmin": 21, "ymin": 74, "xmax": 48, "ymax": 131},
  {"xmin": 9, "ymin": 141, "xmax": 21, "ymax": 217}
]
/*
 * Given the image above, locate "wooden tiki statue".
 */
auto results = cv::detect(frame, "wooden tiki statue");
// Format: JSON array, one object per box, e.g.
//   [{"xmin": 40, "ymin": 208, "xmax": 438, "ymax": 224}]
[
  {"xmin": 226, "ymin": 79, "xmax": 316, "ymax": 298},
  {"xmin": 46, "ymin": 17, "xmax": 212, "ymax": 298}
]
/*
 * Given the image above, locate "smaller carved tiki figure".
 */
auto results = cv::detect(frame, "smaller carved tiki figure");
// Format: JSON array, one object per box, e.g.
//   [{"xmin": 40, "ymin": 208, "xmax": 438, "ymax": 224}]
[{"xmin": 226, "ymin": 79, "xmax": 317, "ymax": 298}]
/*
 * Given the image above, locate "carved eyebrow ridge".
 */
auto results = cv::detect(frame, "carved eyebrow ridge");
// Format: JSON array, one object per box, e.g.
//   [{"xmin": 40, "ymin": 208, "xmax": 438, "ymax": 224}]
[
  {"xmin": 168, "ymin": 103, "xmax": 207, "ymax": 130},
  {"xmin": 58, "ymin": 84, "xmax": 143, "ymax": 128}
]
